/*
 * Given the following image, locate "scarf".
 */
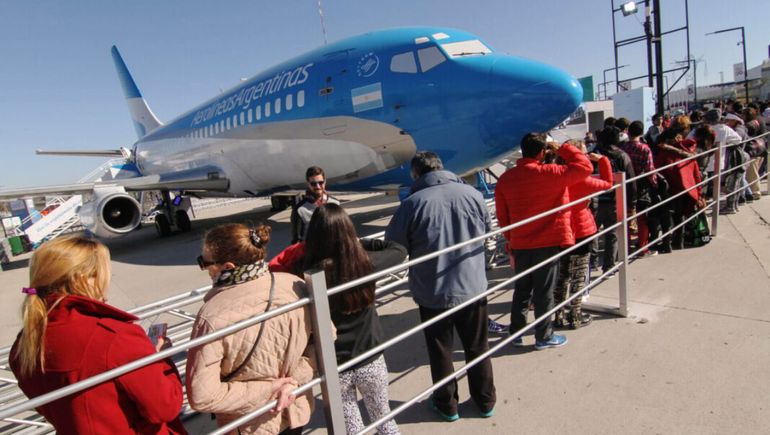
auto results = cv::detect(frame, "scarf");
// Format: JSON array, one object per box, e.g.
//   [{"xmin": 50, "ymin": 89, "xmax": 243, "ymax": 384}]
[{"xmin": 214, "ymin": 260, "xmax": 269, "ymax": 287}]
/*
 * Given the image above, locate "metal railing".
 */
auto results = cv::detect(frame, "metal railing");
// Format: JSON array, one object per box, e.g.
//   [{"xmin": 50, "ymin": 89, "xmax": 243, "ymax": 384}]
[{"xmin": 1, "ymin": 131, "xmax": 768, "ymax": 434}]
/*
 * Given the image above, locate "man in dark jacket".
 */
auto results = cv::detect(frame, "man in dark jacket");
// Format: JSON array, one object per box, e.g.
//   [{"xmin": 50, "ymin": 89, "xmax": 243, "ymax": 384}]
[
  {"xmin": 595, "ymin": 126, "xmax": 636, "ymax": 271},
  {"xmin": 385, "ymin": 151, "xmax": 495, "ymax": 421},
  {"xmin": 290, "ymin": 166, "xmax": 339, "ymax": 243},
  {"xmin": 495, "ymin": 133, "xmax": 593, "ymax": 350}
]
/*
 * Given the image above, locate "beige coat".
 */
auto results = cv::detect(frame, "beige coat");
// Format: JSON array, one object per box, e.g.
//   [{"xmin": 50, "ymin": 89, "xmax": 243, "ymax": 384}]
[{"xmin": 186, "ymin": 271, "xmax": 314, "ymax": 435}]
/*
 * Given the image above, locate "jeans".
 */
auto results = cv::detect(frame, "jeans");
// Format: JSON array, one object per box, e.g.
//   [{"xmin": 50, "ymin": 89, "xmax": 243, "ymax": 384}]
[
  {"xmin": 595, "ymin": 202, "xmax": 618, "ymax": 272},
  {"xmin": 510, "ymin": 246, "xmax": 560, "ymax": 342}
]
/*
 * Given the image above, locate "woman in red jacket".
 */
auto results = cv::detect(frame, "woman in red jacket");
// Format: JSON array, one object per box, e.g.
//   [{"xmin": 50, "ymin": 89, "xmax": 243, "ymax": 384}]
[
  {"xmin": 654, "ymin": 128, "xmax": 702, "ymax": 251},
  {"xmin": 10, "ymin": 236, "xmax": 186, "ymax": 435},
  {"xmin": 554, "ymin": 139, "xmax": 614, "ymax": 329}
]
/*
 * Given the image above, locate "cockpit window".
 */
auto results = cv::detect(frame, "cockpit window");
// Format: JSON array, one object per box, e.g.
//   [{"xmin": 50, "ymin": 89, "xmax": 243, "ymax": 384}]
[
  {"xmin": 440, "ymin": 40, "xmax": 492, "ymax": 58},
  {"xmin": 417, "ymin": 46, "xmax": 447, "ymax": 72},
  {"xmin": 390, "ymin": 52, "xmax": 417, "ymax": 73}
]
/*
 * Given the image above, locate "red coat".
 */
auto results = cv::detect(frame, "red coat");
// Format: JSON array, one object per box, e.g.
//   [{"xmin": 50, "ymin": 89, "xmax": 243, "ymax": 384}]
[
  {"xmin": 10, "ymin": 295, "xmax": 186, "ymax": 435},
  {"xmin": 569, "ymin": 156, "xmax": 614, "ymax": 239},
  {"xmin": 495, "ymin": 144, "xmax": 593, "ymax": 250},
  {"xmin": 654, "ymin": 139, "xmax": 702, "ymax": 208},
  {"xmin": 269, "ymin": 242, "xmax": 306, "ymax": 275}
]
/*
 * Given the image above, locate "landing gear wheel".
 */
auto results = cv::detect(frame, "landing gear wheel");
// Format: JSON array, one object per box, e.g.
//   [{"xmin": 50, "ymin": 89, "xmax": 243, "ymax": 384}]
[
  {"xmin": 175, "ymin": 210, "xmax": 192, "ymax": 232},
  {"xmin": 155, "ymin": 214, "xmax": 172, "ymax": 237}
]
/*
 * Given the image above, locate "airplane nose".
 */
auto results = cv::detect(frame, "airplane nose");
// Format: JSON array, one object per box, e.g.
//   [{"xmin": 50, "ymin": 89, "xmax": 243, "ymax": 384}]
[
  {"xmin": 476, "ymin": 56, "xmax": 583, "ymax": 157},
  {"xmin": 490, "ymin": 56, "xmax": 583, "ymax": 114}
]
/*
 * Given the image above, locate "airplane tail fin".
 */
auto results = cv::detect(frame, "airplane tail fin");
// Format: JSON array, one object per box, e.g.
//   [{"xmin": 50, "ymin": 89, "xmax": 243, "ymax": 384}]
[{"xmin": 111, "ymin": 46, "xmax": 163, "ymax": 138}]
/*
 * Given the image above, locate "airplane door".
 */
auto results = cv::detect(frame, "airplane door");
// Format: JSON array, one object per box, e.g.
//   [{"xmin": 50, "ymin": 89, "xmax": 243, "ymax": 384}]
[{"xmin": 317, "ymin": 49, "xmax": 351, "ymax": 116}]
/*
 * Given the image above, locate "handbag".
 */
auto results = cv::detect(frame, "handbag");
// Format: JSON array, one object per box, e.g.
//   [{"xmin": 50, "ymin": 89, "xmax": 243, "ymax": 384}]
[{"xmin": 685, "ymin": 214, "xmax": 711, "ymax": 247}]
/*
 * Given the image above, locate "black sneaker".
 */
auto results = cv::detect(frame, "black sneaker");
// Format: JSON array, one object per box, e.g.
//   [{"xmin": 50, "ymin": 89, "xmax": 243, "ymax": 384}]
[
  {"xmin": 553, "ymin": 310, "xmax": 567, "ymax": 329},
  {"xmin": 568, "ymin": 309, "xmax": 593, "ymax": 329}
]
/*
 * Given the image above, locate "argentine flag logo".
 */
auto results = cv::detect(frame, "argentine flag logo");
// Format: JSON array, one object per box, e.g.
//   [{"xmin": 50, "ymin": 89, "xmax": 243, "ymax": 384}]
[{"xmin": 351, "ymin": 83, "xmax": 383, "ymax": 113}]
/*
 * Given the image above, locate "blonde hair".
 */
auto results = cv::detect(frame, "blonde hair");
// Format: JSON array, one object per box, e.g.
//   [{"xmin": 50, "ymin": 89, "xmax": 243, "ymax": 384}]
[{"xmin": 18, "ymin": 236, "xmax": 111, "ymax": 377}]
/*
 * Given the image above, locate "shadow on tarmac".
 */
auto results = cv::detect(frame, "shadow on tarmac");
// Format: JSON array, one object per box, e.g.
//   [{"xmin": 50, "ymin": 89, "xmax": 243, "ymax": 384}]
[{"xmin": 102, "ymin": 194, "xmax": 400, "ymax": 267}]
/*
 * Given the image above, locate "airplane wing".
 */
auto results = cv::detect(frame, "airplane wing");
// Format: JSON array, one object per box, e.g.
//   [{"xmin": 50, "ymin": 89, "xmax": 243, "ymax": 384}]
[
  {"xmin": 0, "ymin": 165, "xmax": 229, "ymax": 200},
  {"xmin": 35, "ymin": 146, "xmax": 132, "ymax": 158},
  {"xmin": 35, "ymin": 149, "xmax": 126, "ymax": 157}
]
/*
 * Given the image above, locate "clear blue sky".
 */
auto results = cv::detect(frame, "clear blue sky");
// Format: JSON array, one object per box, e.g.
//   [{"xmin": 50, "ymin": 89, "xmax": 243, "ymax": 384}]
[{"xmin": 1, "ymin": 0, "xmax": 768, "ymax": 188}]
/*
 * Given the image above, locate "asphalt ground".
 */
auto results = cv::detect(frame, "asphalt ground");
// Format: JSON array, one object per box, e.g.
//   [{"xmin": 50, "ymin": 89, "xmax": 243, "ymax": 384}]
[{"xmin": 2, "ymin": 157, "xmax": 769, "ymax": 434}]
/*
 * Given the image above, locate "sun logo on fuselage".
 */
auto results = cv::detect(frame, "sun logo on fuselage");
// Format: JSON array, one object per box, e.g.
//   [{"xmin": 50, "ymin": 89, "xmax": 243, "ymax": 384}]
[{"xmin": 357, "ymin": 52, "xmax": 380, "ymax": 78}]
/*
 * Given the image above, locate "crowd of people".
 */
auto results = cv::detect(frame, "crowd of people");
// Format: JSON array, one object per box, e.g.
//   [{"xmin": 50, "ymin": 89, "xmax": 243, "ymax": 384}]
[{"xmin": 8, "ymin": 102, "xmax": 767, "ymax": 434}]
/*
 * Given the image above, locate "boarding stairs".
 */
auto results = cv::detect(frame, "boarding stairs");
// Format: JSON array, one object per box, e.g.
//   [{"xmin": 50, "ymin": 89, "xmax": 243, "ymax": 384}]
[{"xmin": 14, "ymin": 158, "xmax": 128, "ymax": 246}]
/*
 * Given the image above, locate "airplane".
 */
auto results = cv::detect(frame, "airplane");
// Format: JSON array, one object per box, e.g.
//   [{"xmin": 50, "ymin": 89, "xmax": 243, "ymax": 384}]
[{"xmin": 0, "ymin": 26, "xmax": 582, "ymax": 238}]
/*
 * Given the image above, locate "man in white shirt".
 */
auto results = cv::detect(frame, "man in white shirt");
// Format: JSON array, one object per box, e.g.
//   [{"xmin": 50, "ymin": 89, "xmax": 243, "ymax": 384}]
[{"xmin": 704, "ymin": 109, "xmax": 743, "ymax": 214}]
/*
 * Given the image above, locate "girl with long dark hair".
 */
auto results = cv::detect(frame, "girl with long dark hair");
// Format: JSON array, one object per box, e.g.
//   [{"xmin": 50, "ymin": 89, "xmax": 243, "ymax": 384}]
[{"xmin": 270, "ymin": 203, "xmax": 406, "ymax": 434}]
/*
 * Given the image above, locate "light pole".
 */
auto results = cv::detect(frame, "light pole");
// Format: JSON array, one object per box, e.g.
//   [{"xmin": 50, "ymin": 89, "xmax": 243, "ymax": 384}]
[
  {"xmin": 706, "ymin": 26, "xmax": 749, "ymax": 102},
  {"xmin": 602, "ymin": 64, "xmax": 629, "ymax": 99}
]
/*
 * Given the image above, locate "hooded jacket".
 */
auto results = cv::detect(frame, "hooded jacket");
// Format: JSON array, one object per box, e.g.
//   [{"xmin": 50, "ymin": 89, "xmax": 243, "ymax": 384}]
[
  {"xmin": 568, "ymin": 155, "xmax": 614, "ymax": 239},
  {"xmin": 10, "ymin": 295, "xmax": 186, "ymax": 435},
  {"xmin": 495, "ymin": 144, "xmax": 593, "ymax": 251},
  {"xmin": 385, "ymin": 170, "xmax": 491, "ymax": 309}
]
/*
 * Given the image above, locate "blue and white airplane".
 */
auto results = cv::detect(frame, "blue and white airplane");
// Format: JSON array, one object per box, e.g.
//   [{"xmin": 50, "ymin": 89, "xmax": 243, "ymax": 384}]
[{"xmin": 0, "ymin": 27, "xmax": 582, "ymax": 238}]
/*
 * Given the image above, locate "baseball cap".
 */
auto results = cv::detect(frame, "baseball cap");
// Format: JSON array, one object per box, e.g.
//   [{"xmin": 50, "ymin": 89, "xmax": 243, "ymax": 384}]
[{"xmin": 724, "ymin": 113, "xmax": 744, "ymax": 125}]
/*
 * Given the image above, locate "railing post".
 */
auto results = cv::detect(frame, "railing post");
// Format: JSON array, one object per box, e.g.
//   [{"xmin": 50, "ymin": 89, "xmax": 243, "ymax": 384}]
[
  {"xmin": 710, "ymin": 144, "xmax": 722, "ymax": 237},
  {"xmin": 305, "ymin": 270, "xmax": 347, "ymax": 435},
  {"xmin": 614, "ymin": 172, "xmax": 629, "ymax": 317},
  {"xmin": 765, "ymin": 146, "xmax": 769, "ymax": 197}
]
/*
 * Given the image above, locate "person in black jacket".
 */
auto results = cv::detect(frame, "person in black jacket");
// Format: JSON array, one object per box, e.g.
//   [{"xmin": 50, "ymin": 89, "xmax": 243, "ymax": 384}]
[
  {"xmin": 272, "ymin": 203, "xmax": 405, "ymax": 435},
  {"xmin": 595, "ymin": 126, "xmax": 637, "ymax": 274}
]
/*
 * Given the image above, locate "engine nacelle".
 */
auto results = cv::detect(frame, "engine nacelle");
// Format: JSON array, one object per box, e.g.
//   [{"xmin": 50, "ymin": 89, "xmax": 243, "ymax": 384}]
[{"xmin": 78, "ymin": 188, "xmax": 142, "ymax": 238}]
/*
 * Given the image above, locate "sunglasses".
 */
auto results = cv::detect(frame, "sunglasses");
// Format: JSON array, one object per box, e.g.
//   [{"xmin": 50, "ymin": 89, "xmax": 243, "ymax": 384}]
[
  {"xmin": 308, "ymin": 180, "xmax": 325, "ymax": 186},
  {"xmin": 196, "ymin": 255, "xmax": 217, "ymax": 270}
]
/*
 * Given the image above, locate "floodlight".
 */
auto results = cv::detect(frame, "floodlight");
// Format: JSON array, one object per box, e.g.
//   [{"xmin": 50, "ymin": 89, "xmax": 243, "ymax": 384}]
[{"xmin": 621, "ymin": 1, "xmax": 638, "ymax": 16}]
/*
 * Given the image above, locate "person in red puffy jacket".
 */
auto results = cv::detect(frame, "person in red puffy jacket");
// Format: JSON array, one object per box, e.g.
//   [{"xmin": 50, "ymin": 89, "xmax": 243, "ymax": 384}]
[
  {"xmin": 554, "ymin": 140, "xmax": 614, "ymax": 329},
  {"xmin": 495, "ymin": 133, "xmax": 593, "ymax": 350},
  {"xmin": 10, "ymin": 236, "xmax": 186, "ymax": 435}
]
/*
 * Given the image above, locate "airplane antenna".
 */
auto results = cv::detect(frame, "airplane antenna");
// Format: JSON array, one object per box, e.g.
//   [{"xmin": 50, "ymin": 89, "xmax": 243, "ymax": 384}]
[{"xmin": 317, "ymin": 0, "xmax": 328, "ymax": 45}]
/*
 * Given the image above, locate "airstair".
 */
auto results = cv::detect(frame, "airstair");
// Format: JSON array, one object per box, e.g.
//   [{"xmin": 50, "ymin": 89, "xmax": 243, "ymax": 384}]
[{"xmin": 13, "ymin": 159, "xmax": 127, "ymax": 246}]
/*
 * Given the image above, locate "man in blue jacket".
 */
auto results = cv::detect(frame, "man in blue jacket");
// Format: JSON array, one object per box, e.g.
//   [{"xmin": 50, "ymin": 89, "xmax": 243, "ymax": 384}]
[{"xmin": 385, "ymin": 151, "xmax": 496, "ymax": 422}]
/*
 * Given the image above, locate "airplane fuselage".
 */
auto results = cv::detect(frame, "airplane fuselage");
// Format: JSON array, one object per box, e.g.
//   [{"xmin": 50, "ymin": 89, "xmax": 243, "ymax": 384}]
[{"xmin": 132, "ymin": 27, "xmax": 583, "ymax": 195}]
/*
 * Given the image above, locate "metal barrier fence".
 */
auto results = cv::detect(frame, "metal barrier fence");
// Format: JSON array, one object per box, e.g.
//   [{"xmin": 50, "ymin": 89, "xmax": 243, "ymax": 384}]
[{"xmin": 0, "ymin": 131, "xmax": 768, "ymax": 434}]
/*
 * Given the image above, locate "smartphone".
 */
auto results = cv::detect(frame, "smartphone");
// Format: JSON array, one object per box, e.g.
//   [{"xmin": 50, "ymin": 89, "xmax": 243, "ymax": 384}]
[{"xmin": 147, "ymin": 323, "xmax": 168, "ymax": 347}]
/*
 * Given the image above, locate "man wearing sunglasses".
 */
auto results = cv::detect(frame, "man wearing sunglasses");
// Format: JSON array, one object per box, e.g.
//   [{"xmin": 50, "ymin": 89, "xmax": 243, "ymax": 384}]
[{"xmin": 290, "ymin": 166, "xmax": 339, "ymax": 244}]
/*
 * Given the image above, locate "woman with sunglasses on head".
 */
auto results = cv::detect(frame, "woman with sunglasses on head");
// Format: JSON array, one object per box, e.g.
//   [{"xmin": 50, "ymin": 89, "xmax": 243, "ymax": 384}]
[
  {"xmin": 186, "ymin": 223, "xmax": 314, "ymax": 435},
  {"xmin": 290, "ymin": 166, "xmax": 340, "ymax": 244},
  {"xmin": 10, "ymin": 236, "xmax": 186, "ymax": 434},
  {"xmin": 270, "ymin": 203, "xmax": 406, "ymax": 434}
]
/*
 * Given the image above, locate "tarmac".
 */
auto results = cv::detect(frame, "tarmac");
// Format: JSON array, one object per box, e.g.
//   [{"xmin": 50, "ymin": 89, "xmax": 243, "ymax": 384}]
[{"xmin": 2, "ymin": 181, "xmax": 770, "ymax": 434}]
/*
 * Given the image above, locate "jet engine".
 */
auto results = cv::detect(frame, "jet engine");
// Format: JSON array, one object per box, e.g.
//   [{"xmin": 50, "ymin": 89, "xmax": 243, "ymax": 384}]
[{"xmin": 78, "ymin": 188, "xmax": 142, "ymax": 238}]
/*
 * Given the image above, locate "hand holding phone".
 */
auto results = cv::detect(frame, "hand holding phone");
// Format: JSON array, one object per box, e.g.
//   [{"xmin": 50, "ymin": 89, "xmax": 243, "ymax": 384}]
[{"xmin": 147, "ymin": 323, "xmax": 168, "ymax": 348}]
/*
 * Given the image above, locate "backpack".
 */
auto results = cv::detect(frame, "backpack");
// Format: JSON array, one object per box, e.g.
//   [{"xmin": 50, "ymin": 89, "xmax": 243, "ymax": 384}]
[{"xmin": 728, "ymin": 146, "xmax": 749, "ymax": 172}]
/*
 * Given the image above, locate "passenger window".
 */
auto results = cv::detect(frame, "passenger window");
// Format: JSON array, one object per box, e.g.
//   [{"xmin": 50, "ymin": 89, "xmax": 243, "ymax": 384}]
[
  {"xmin": 390, "ymin": 52, "xmax": 417, "ymax": 73},
  {"xmin": 418, "ymin": 46, "xmax": 446, "ymax": 72}
]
